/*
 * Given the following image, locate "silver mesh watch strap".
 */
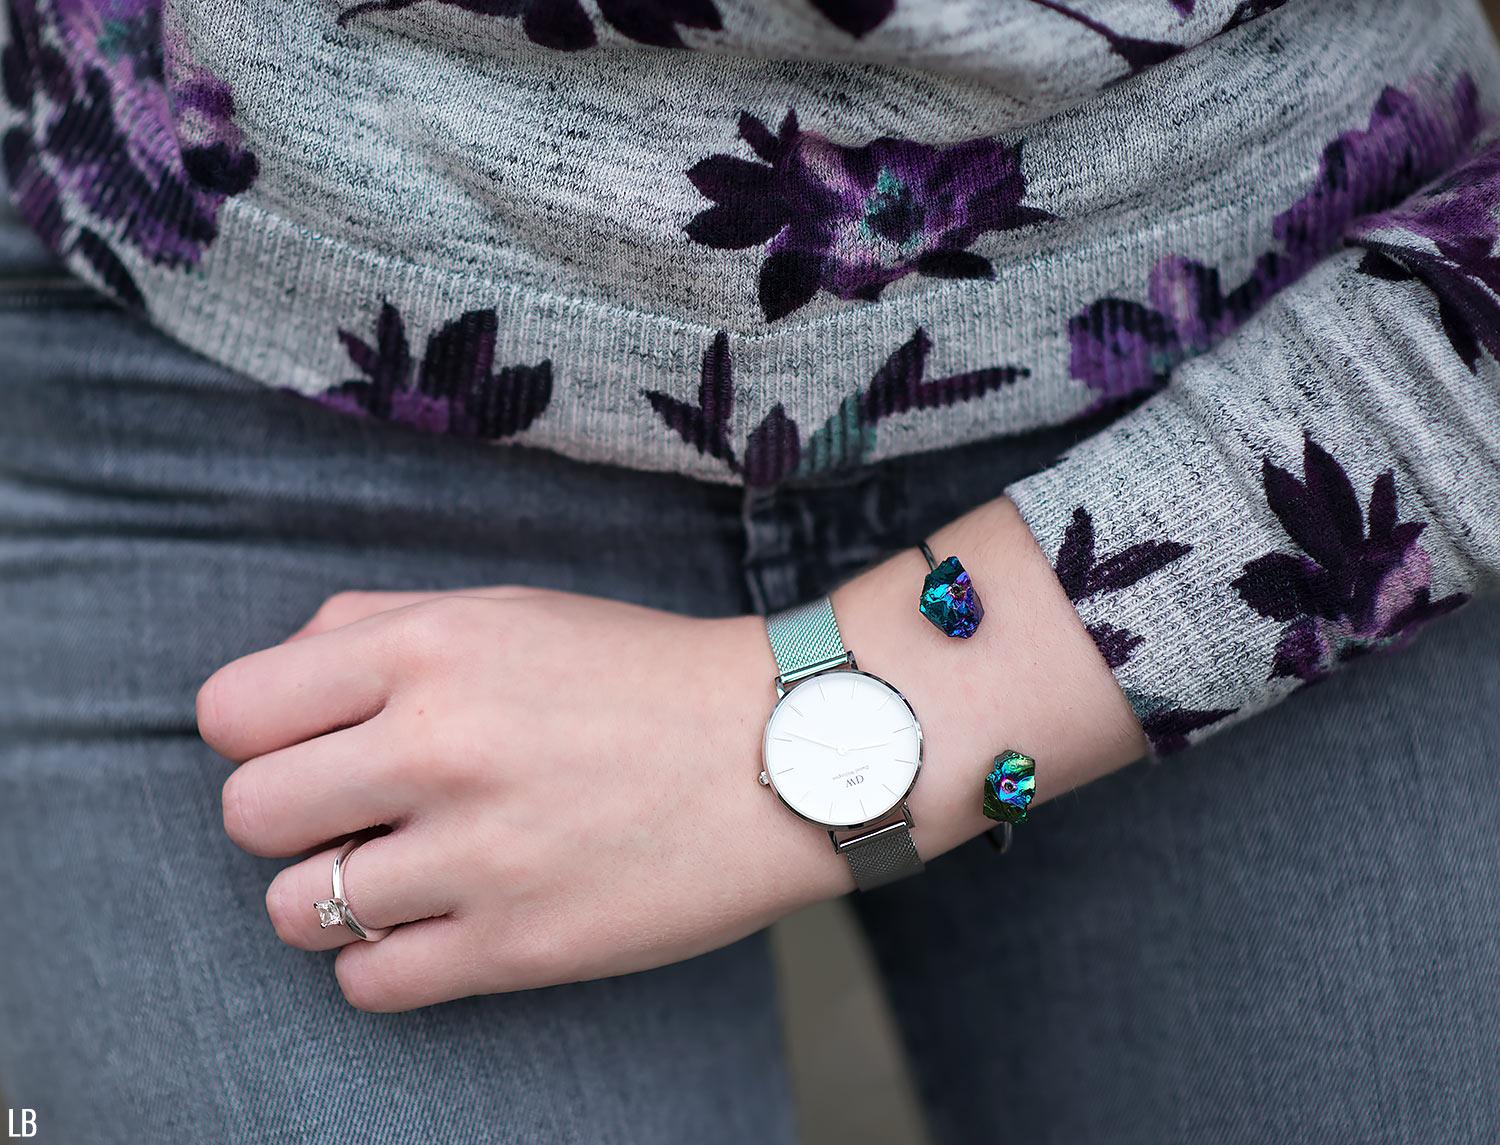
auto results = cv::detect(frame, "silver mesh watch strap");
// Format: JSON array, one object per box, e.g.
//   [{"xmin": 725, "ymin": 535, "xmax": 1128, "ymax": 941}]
[
  {"xmin": 765, "ymin": 596, "xmax": 924, "ymax": 892},
  {"xmin": 765, "ymin": 597, "xmax": 848, "ymax": 683},
  {"xmin": 837, "ymin": 820, "xmax": 924, "ymax": 892}
]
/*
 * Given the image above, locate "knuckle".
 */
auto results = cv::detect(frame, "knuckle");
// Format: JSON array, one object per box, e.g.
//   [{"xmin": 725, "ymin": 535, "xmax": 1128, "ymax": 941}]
[
  {"xmin": 398, "ymin": 597, "xmax": 481, "ymax": 662},
  {"xmin": 315, "ymin": 591, "xmax": 372, "ymax": 631}
]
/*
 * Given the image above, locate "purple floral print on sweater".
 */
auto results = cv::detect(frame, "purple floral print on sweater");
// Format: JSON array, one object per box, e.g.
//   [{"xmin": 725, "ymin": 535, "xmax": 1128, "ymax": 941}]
[
  {"xmin": 685, "ymin": 110, "xmax": 1053, "ymax": 322},
  {"xmin": 1070, "ymin": 75, "xmax": 1480, "ymax": 406},
  {"xmin": 1024, "ymin": 1, "xmax": 1182, "ymax": 75},
  {"xmin": 337, "ymin": 0, "xmax": 722, "ymax": 52},
  {"xmin": 310, "ymin": 301, "xmax": 554, "ymax": 439},
  {"xmin": 1043, "ymin": 504, "xmax": 1236, "ymax": 753},
  {"xmin": 645, "ymin": 327, "xmax": 1024, "ymax": 485},
  {"xmin": 1356, "ymin": 137, "xmax": 1500, "ymax": 371},
  {"xmin": 1231, "ymin": 435, "xmax": 1469, "ymax": 682},
  {"xmin": 1051, "ymin": 504, "xmax": 1191, "ymax": 671},
  {"xmin": 1, "ymin": 0, "xmax": 259, "ymax": 304}
]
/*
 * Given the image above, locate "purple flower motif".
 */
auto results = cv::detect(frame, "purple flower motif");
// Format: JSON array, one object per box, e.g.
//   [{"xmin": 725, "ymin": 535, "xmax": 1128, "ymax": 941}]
[
  {"xmin": 1276, "ymin": 79, "xmax": 1481, "ymax": 259},
  {"xmin": 1231, "ymin": 435, "xmax": 1469, "ymax": 682},
  {"xmin": 1354, "ymin": 131, "xmax": 1500, "ymax": 372},
  {"xmin": 1069, "ymin": 76, "xmax": 1480, "ymax": 406},
  {"xmin": 686, "ymin": 110, "xmax": 1052, "ymax": 321},
  {"xmin": 312, "ymin": 301, "xmax": 553, "ymax": 439},
  {"xmin": 1051, "ymin": 505, "xmax": 1192, "ymax": 669},
  {"xmin": 644, "ymin": 327, "xmax": 1024, "ymax": 485},
  {"xmin": 807, "ymin": 0, "xmax": 894, "ymax": 38},
  {"xmin": 1, "ymin": 0, "xmax": 258, "ymax": 303},
  {"xmin": 337, "ymin": 0, "xmax": 722, "ymax": 52}
]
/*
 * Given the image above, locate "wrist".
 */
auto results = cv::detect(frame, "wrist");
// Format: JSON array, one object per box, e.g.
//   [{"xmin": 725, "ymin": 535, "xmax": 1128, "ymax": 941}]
[
  {"xmin": 830, "ymin": 497, "xmax": 1148, "ymax": 861},
  {"xmin": 709, "ymin": 614, "xmax": 860, "ymax": 905}
]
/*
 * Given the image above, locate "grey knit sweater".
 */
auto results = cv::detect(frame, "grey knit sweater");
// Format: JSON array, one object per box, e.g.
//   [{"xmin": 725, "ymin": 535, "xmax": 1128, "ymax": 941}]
[{"xmin": 4, "ymin": 0, "xmax": 1500, "ymax": 753}]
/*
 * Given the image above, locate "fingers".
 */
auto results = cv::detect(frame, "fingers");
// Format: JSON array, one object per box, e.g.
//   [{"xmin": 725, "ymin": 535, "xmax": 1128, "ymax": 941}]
[
  {"xmin": 335, "ymin": 916, "xmax": 482, "ymax": 1012},
  {"xmin": 266, "ymin": 832, "xmax": 456, "ymax": 953},
  {"xmin": 290, "ymin": 587, "xmax": 536, "ymax": 642},
  {"xmin": 202, "ymin": 588, "xmax": 545, "ymax": 760},
  {"xmin": 221, "ymin": 715, "xmax": 412, "ymax": 858},
  {"xmin": 198, "ymin": 619, "xmax": 389, "ymax": 762}
]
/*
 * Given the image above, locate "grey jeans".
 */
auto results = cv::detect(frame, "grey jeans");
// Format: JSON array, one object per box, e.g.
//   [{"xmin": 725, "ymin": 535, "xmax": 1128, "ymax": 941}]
[{"xmin": 1, "ymin": 206, "xmax": 1498, "ymax": 1145}]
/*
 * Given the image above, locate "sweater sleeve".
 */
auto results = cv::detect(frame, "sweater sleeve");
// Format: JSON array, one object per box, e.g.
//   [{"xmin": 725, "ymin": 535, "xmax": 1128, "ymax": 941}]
[{"xmin": 1004, "ymin": 136, "xmax": 1500, "ymax": 756}]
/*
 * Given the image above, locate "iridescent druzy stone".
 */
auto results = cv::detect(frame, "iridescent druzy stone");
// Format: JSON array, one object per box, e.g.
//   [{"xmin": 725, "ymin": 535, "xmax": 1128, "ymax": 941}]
[
  {"xmin": 919, "ymin": 556, "xmax": 984, "ymax": 638},
  {"xmin": 983, "ymin": 750, "xmax": 1036, "ymax": 824}
]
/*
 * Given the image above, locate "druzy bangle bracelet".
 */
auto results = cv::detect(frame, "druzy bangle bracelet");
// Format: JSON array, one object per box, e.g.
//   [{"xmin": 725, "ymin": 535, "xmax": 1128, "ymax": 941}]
[
  {"xmin": 913, "ymin": 543, "xmax": 1031, "ymax": 851},
  {"xmin": 982, "ymin": 750, "xmax": 1036, "ymax": 853},
  {"xmin": 917, "ymin": 542, "xmax": 984, "ymax": 638}
]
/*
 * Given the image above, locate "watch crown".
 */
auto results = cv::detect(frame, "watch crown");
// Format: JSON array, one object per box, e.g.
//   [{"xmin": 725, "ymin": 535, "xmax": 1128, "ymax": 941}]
[{"xmin": 758, "ymin": 770, "xmax": 770, "ymax": 786}]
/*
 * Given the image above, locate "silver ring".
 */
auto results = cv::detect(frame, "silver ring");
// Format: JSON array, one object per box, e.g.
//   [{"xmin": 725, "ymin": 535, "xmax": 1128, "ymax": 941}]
[{"xmin": 313, "ymin": 834, "xmax": 391, "ymax": 942}]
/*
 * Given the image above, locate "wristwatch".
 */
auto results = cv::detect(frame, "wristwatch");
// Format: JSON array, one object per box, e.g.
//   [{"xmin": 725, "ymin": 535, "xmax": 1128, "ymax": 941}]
[{"xmin": 759, "ymin": 597, "xmax": 924, "ymax": 891}]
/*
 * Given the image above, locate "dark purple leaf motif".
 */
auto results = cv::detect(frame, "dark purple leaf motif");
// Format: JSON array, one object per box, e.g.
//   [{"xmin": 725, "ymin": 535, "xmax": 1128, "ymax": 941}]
[
  {"xmin": 1354, "ymin": 118, "xmax": 1500, "ymax": 372},
  {"xmin": 1231, "ymin": 551, "xmax": 1318, "ymax": 623},
  {"xmin": 643, "ymin": 327, "xmax": 1024, "ymax": 485},
  {"xmin": 644, "ymin": 330, "xmax": 737, "ymax": 463},
  {"xmin": 337, "ymin": 0, "xmax": 722, "ymax": 51},
  {"xmin": 1052, "ymin": 505, "xmax": 1096, "ymax": 602},
  {"xmin": 686, "ymin": 110, "xmax": 1052, "ymax": 322},
  {"xmin": 807, "ymin": 0, "xmax": 896, "ymax": 38},
  {"xmin": 523, "ymin": 0, "xmax": 597, "ymax": 50},
  {"xmin": 759, "ymin": 249, "xmax": 824, "ymax": 323},
  {"xmin": 1049, "ymin": 506, "xmax": 1192, "ymax": 673},
  {"xmin": 1025, "ymin": 0, "xmax": 1182, "ymax": 77},
  {"xmin": 742, "ymin": 405, "xmax": 802, "ymax": 488},
  {"xmin": 72, "ymin": 226, "xmax": 145, "ymax": 309},
  {"xmin": 1231, "ymin": 434, "xmax": 1469, "ymax": 682},
  {"xmin": 1, "ymin": 0, "xmax": 260, "ymax": 293},
  {"xmin": 859, "ymin": 328, "xmax": 1024, "ymax": 422},
  {"xmin": 315, "ymin": 301, "xmax": 552, "ymax": 439},
  {"xmin": 800, "ymin": 328, "xmax": 1024, "ymax": 475},
  {"xmin": 1087, "ymin": 623, "xmax": 1144, "ymax": 671},
  {"xmin": 1071, "ymin": 76, "xmax": 1480, "ymax": 407},
  {"xmin": 641, "ymin": 329, "xmax": 803, "ymax": 483},
  {"xmin": 1054, "ymin": 507, "xmax": 1191, "ymax": 604},
  {"xmin": 1088, "ymin": 540, "xmax": 1193, "ymax": 597}
]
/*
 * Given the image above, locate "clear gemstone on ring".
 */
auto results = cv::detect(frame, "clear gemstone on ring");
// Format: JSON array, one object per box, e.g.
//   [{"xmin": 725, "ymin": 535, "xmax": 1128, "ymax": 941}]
[{"xmin": 314, "ymin": 899, "xmax": 346, "ymax": 929}]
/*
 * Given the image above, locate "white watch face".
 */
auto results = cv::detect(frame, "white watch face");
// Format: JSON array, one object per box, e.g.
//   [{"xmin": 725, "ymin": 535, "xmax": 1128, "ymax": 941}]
[{"xmin": 763, "ymin": 669, "xmax": 922, "ymax": 829}]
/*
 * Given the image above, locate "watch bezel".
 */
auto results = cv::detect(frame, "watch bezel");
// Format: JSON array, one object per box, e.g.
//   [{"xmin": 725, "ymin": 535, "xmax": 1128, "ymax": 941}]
[{"xmin": 760, "ymin": 666, "xmax": 924, "ymax": 831}]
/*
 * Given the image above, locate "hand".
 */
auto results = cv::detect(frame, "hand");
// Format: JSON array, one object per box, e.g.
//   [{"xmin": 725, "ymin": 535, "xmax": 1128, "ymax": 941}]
[
  {"xmin": 198, "ymin": 499, "xmax": 1147, "ymax": 1012},
  {"xmin": 197, "ymin": 588, "xmax": 850, "ymax": 1012}
]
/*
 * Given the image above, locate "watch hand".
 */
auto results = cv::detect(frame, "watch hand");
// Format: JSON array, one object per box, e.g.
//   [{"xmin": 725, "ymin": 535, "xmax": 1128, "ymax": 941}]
[
  {"xmin": 844, "ymin": 739, "xmax": 893, "ymax": 752},
  {"xmin": 783, "ymin": 730, "xmax": 842, "ymax": 751}
]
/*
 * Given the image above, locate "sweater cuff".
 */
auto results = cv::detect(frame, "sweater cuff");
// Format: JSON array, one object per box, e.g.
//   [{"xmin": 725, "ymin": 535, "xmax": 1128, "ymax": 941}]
[
  {"xmin": 1005, "ymin": 394, "xmax": 1266, "ymax": 756},
  {"xmin": 1004, "ymin": 247, "xmax": 1484, "ymax": 755}
]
